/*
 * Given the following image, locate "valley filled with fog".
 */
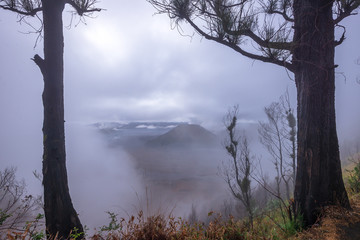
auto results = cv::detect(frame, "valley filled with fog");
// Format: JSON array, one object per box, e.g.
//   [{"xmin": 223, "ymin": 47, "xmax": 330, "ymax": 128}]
[
  {"xmin": 57, "ymin": 121, "xmax": 276, "ymax": 231},
  {"xmin": 65, "ymin": 122, "xmax": 231, "ymax": 230},
  {"xmin": 3, "ymin": 118, "xmax": 358, "ymax": 233},
  {"xmin": 1, "ymin": 2, "xmax": 359, "ymax": 237}
]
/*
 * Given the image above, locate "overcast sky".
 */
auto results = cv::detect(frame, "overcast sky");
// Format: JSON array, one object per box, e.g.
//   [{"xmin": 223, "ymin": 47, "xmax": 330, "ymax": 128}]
[
  {"xmin": 0, "ymin": 0, "xmax": 360, "ymax": 227},
  {"xmin": 1, "ymin": 1, "xmax": 359, "ymax": 126}
]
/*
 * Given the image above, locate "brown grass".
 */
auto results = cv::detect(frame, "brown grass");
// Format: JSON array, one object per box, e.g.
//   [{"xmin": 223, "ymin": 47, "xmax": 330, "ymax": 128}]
[
  {"xmin": 292, "ymin": 196, "xmax": 360, "ymax": 240},
  {"xmin": 6, "ymin": 159, "xmax": 360, "ymax": 240},
  {"xmin": 90, "ymin": 210, "xmax": 289, "ymax": 240},
  {"xmin": 6, "ymin": 195, "xmax": 360, "ymax": 240}
]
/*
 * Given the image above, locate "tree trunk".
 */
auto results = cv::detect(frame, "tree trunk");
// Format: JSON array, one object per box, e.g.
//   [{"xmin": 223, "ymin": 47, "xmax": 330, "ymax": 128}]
[
  {"xmin": 293, "ymin": 0, "xmax": 350, "ymax": 226},
  {"xmin": 41, "ymin": 0, "xmax": 84, "ymax": 238}
]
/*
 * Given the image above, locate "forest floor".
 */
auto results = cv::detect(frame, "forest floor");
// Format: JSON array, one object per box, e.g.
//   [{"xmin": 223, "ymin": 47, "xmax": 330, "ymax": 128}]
[{"xmin": 293, "ymin": 194, "xmax": 360, "ymax": 240}]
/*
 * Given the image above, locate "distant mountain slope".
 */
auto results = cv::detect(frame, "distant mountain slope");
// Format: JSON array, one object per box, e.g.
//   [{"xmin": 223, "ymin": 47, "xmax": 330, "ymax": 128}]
[
  {"xmin": 94, "ymin": 121, "xmax": 184, "ymax": 131},
  {"xmin": 147, "ymin": 124, "xmax": 218, "ymax": 148},
  {"xmin": 93, "ymin": 121, "xmax": 187, "ymax": 146}
]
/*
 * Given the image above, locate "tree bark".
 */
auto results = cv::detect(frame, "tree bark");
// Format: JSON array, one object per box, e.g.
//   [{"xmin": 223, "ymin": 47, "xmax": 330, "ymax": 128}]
[
  {"xmin": 293, "ymin": 0, "xmax": 350, "ymax": 226},
  {"xmin": 41, "ymin": 0, "xmax": 84, "ymax": 238}
]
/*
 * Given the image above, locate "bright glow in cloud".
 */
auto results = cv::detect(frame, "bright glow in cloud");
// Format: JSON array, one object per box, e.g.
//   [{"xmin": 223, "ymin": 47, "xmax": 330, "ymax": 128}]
[
  {"xmin": 81, "ymin": 21, "xmax": 129, "ymax": 67},
  {"xmin": 137, "ymin": 92, "xmax": 183, "ymax": 109},
  {"xmin": 96, "ymin": 92, "xmax": 184, "ymax": 113}
]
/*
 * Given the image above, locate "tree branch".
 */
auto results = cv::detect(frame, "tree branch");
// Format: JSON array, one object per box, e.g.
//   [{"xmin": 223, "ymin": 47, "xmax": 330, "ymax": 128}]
[
  {"xmin": 147, "ymin": 0, "xmax": 294, "ymax": 72},
  {"xmin": 226, "ymin": 28, "xmax": 293, "ymax": 51},
  {"xmin": 334, "ymin": 1, "xmax": 360, "ymax": 25},
  {"xmin": 203, "ymin": 0, "xmax": 293, "ymax": 51},
  {"xmin": 32, "ymin": 54, "xmax": 45, "ymax": 76},
  {"xmin": 65, "ymin": 0, "xmax": 102, "ymax": 16},
  {"xmin": 185, "ymin": 16, "xmax": 294, "ymax": 72},
  {"xmin": 334, "ymin": 24, "xmax": 346, "ymax": 47},
  {"xmin": 0, "ymin": 3, "xmax": 42, "ymax": 16},
  {"xmin": 258, "ymin": 0, "xmax": 294, "ymax": 22},
  {"xmin": 267, "ymin": 9, "xmax": 294, "ymax": 22}
]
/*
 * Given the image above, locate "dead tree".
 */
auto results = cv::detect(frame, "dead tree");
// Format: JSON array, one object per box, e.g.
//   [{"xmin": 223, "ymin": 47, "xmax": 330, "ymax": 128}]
[
  {"xmin": 258, "ymin": 91, "xmax": 296, "ymax": 200},
  {"xmin": 221, "ymin": 106, "xmax": 255, "ymax": 227},
  {"xmin": 259, "ymin": 102, "xmax": 291, "ymax": 199},
  {"xmin": 281, "ymin": 91, "xmax": 296, "ymax": 190}
]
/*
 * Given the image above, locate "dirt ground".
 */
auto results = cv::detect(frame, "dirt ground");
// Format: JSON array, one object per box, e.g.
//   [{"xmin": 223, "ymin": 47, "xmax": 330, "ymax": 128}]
[{"xmin": 293, "ymin": 194, "xmax": 360, "ymax": 240}]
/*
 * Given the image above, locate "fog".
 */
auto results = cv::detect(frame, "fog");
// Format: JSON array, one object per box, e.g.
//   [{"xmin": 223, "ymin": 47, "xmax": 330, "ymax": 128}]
[
  {"xmin": 60, "ymin": 120, "xmax": 294, "ymax": 231},
  {"xmin": 65, "ymin": 124, "xmax": 144, "ymax": 229},
  {"xmin": 1, "ymin": 0, "xmax": 360, "ymax": 234},
  {"xmin": 48, "ymin": 122, "xmax": 230, "ymax": 231}
]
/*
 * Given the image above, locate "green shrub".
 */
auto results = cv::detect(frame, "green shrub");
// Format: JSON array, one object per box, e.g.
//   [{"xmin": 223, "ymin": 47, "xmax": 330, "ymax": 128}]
[
  {"xmin": 0, "ymin": 209, "xmax": 11, "ymax": 226},
  {"xmin": 347, "ymin": 161, "xmax": 360, "ymax": 194}
]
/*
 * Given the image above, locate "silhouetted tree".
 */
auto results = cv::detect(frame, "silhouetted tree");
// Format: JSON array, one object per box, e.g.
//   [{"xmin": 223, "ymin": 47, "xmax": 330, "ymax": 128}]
[
  {"xmin": 0, "ymin": 0, "xmax": 101, "ymax": 238},
  {"xmin": 259, "ymin": 102, "xmax": 290, "ymax": 199},
  {"xmin": 258, "ymin": 91, "xmax": 296, "ymax": 200},
  {"xmin": 221, "ymin": 106, "xmax": 255, "ymax": 227},
  {"xmin": 282, "ymin": 93, "xmax": 296, "ymax": 190},
  {"xmin": 147, "ymin": 0, "xmax": 358, "ymax": 226}
]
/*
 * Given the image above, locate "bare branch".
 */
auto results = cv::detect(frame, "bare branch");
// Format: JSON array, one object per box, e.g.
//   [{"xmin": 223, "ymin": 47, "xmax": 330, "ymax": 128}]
[
  {"xmin": 334, "ymin": 24, "xmax": 346, "ymax": 47},
  {"xmin": 32, "ymin": 54, "xmax": 45, "ymax": 76},
  {"xmin": 0, "ymin": 168, "xmax": 42, "ymax": 236},
  {"xmin": 221, "ymin": 105, "xmax": 256, "ymax": 226},
  {"xmin": 258, "ymin": 93, "xmax": 296, "ymax": 200}
]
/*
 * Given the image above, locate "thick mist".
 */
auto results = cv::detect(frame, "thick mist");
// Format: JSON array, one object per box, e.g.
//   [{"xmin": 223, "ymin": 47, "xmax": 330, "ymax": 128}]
[
  {"xmin": 1, "ymin": 0, "xmax": 359, "ymax": 235},
  {"xmin": 65, "ymin": 124, "xmax": 144, "ymax": 230},
  {"xmin": 64, "ymin": 123, "xmax": 233, "ymax": 231},
  {"xmin": 0, "ymin": 118, "xmax": 281, "ymax": 233}
]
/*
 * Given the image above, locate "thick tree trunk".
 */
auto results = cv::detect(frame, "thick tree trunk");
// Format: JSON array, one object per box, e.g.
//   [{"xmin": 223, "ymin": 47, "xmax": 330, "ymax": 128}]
[
  {"xmin": 293, "ymin": 0, "xmax": 350, "ymax": 226},
  {"xmin": 41, "ymin": 0, "xmax": 84, "ymax": 238}
]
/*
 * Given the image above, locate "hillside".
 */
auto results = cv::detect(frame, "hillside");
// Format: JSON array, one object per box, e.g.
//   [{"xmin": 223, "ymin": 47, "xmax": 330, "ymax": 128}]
[
  {"xmin": 147, "ymin": 124, "xmax": 218, "ymax": 148},
  {"xmin": 93, "ymin": 122, "xmax": 228, "ymax": 219}
]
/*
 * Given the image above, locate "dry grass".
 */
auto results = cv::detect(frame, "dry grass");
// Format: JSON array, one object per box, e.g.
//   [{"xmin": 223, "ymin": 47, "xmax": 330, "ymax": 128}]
[
  {"xmin": 89, "ymin": 160, "xmax": 360, "ymax": 240},
  {"xmin": 5, "ymin": 159, "xmax": 360, "ymax": 239},
  {"xmin": 291, "ymin": 194, "xmax": 360, "ymax": 240},
  {"xmin": 89, "ymin": 210, "xmax": 294, "ymax": 240},
  {"xmin": 5, "ymin": 195, "xmax": 360, "ymax": 240}
]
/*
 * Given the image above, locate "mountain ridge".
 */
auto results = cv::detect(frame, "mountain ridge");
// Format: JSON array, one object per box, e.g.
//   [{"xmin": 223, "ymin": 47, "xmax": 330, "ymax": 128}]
[{"xmin": 147, "ymin": 124, "xmax": 219, "ymax": 148}]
